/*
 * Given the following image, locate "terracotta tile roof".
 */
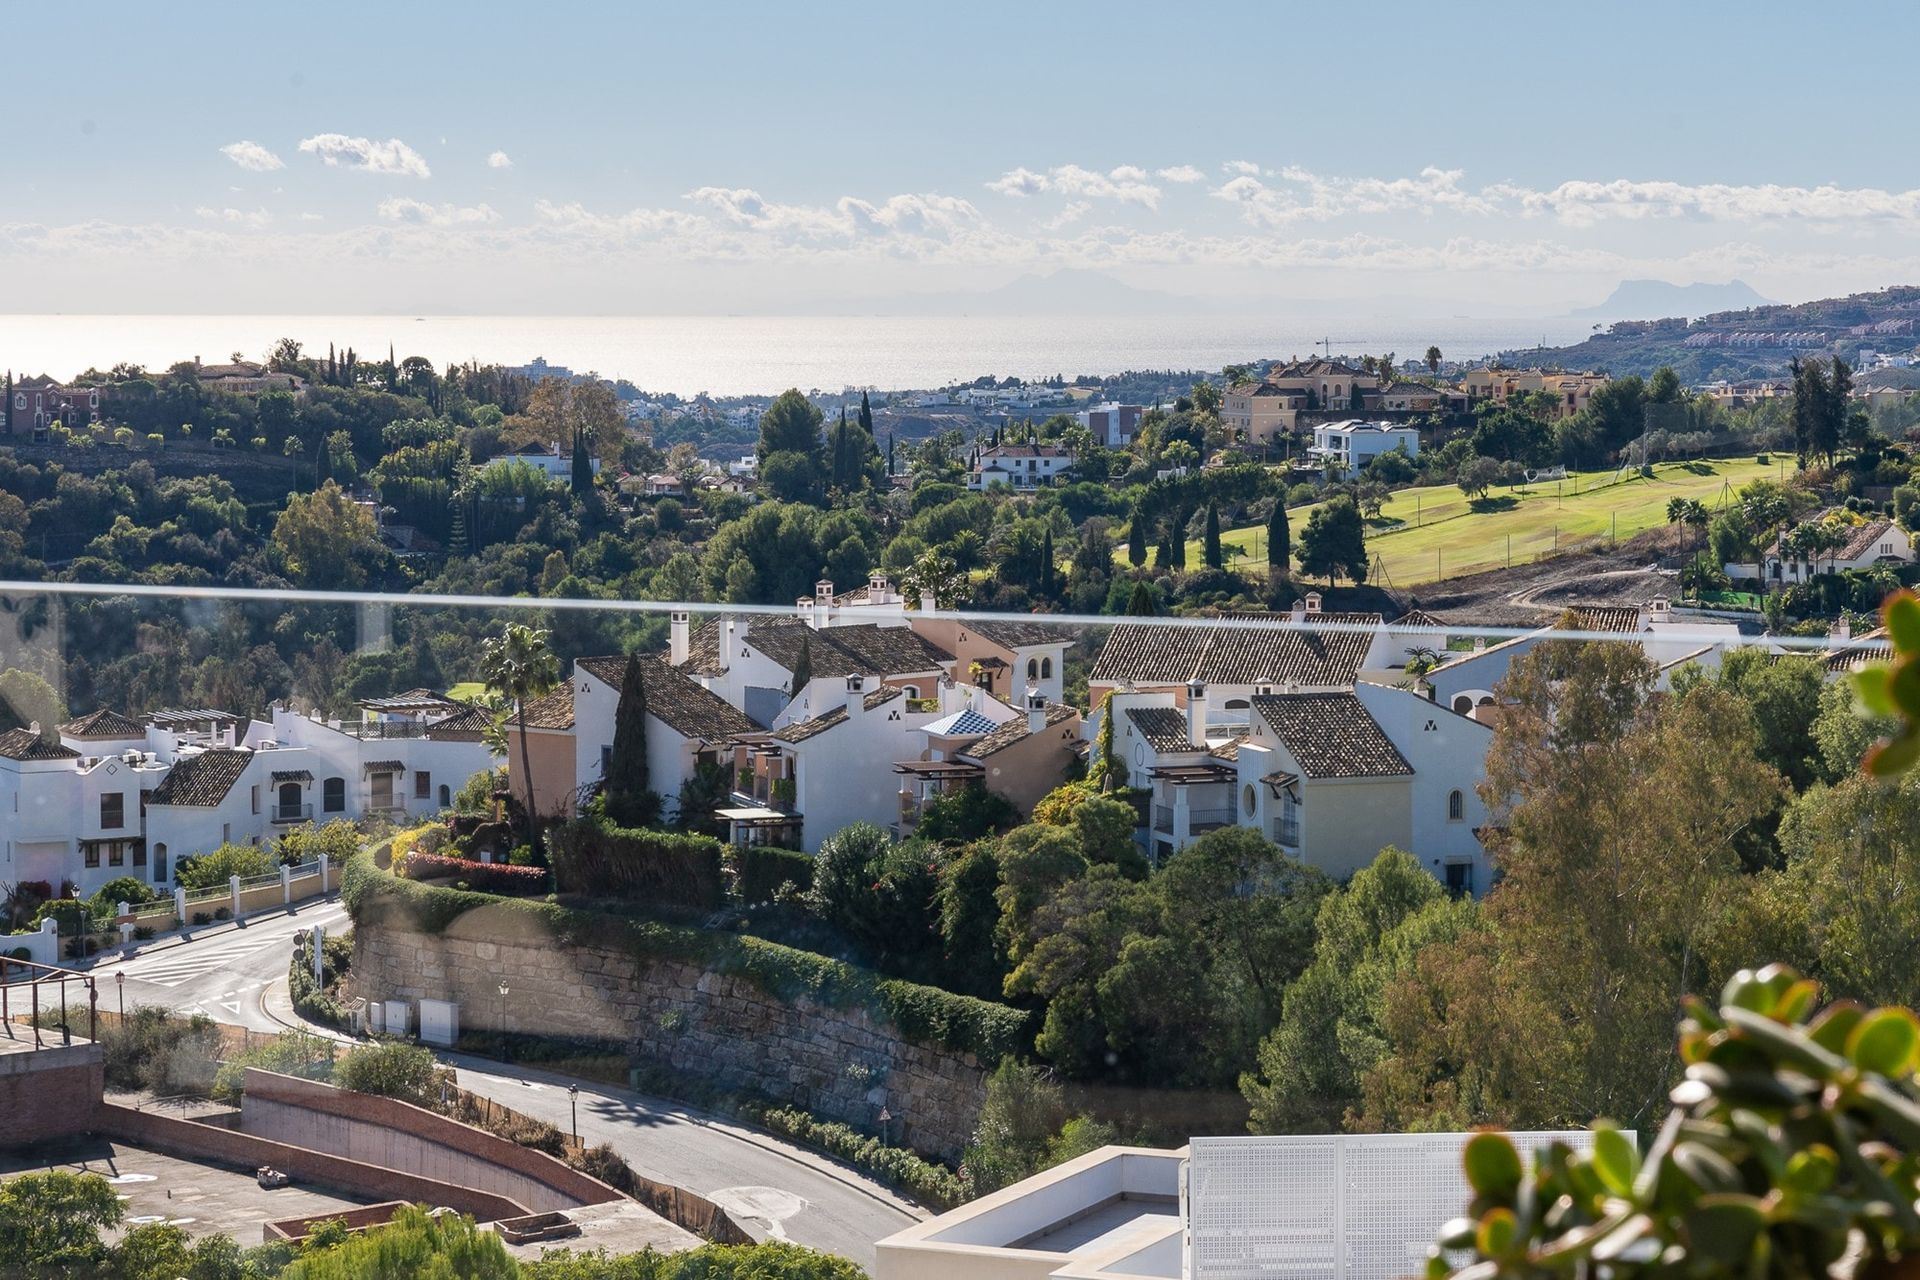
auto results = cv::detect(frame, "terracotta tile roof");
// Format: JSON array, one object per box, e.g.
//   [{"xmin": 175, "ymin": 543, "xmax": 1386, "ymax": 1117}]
[
  {"xmin": 966, "ymin": 704, "xmax": 1078, "ymax": 759},
  {"xmin": 685, "ymin": 617, "xmax": 950, "ymax": 680},
  {"xmin": 357, "ymin": 688, "xmax": 457, "ymax": 712},
  {"xmin": 60, "ymin": 708, "xmax": 146, "ymax": 739},
  {"xmin": 1838, "ymin": 519, "xmax": 1901, "ymax": 561},
  {"xmin": 149, "ymin": 748, "xmax": 251, "ymax": 806},
  {"xmin": 1565, "ymin": 605, "xmax": 1644, "ymax": 634},
  {"xmin": 1091, "ymin": 617, "xmax": 1378, "ymax": 688},
  {"xmin": 1209, "ymin": 736, "xmax": 1249, "ymax": 763},
  {"xmin": 514, "ymin": 684, "xmax": 575, "ymax": 731},
  {"xmin": 0, "ymin": 729, "xmax": 81, "ymax": 762},
  {"xmin": 1125, "ymin": 706, "xmax": 1202, "ymax": 752},
  {"xmin": 769, "ymin": 686, "xmax": 903, "ymax": 744},
  {"xmin": 575, "ymin": 654, "xmax": 757, "ymax": 740},
  {"xmin": 1251, "ymin": 692, "xmax": 1412, "ymax": 780},
  {"xmin": 1824, "ymin": 626, "xmax": 1889, "ymax": 674},
  {"xmin": 1391, "ymin": 609, "xmax": 1446, "ymax": 629},
  {"xmin": 958, "ymin": 618, "xmax": 1071, "ymax": 651},
  {"xmin": 423, "ymin": 705, "xmax": 492, "ymax": 741}
]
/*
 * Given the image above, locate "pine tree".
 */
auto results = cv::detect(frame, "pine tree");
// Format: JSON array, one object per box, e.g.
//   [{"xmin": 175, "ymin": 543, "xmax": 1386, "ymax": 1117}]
[
  {"xmin": 1040, "ymin": 527, "xmax": 1056, "ymax": 595},
  {"xmin": 1203, "ymin": 500, "xmax": 1223, "ymax": 569},
  {"xmin": 1127, "ymin": 582, "xmax": 1159, "ymax": 615},
  {"xmin": 604, "ymin": 654, "xmax": 652, "ymax": 827},
  {"xmin": 1127, "ymin": 511, "xmax": 1148, "ymax": 567},
  {"xmin": 858, "ymin": 389, "xmax": 873, "ymax": 435},
  {"xmin": 1268, "ymin": 498, "xmax": 1291, "ymax": 577}
]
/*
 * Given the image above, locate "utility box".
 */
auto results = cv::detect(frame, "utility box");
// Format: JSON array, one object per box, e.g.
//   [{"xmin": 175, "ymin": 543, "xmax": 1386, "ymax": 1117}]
[
  {"xmin": 417, "ymin": 998, "xmax": 459, "ymax": 1048},
  {"xmin": 365, "ymin": 1000, "xmax": 385, "ymax": 1033},
  {"xmin": 383, "ymin": 1000, "xmax": 411, "ymax": 1038}
]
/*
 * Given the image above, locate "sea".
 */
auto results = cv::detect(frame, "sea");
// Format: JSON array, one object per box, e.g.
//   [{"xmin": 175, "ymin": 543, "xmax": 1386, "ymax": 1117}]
[{"xmin": 0, "ymin": 313, "xmax": 1596, "ymax": 398}]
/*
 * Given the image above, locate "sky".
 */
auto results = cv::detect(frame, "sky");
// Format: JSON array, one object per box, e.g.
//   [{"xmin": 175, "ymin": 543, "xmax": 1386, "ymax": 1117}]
[{"xmin": 5, "ymin": 0, "xmax": 1920, "ymax": 317}]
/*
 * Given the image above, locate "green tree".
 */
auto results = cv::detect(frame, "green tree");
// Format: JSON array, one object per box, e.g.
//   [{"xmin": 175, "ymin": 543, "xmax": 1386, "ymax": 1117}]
[
  {"xmin": 1126, "ymin": 513, "xmax": 1147, "ymax": 568},
  {"xmin": 1126, "ymin": 581, "xmax": 1158, "ymax": 615},
  {"xmin": 1457, "ymin": 454, "xmax": 1502, "ymax": 499},
  {"xmin": 479, "ymin": 624, "xmax": 561, "ymax": 836},
  {"xmin": 1190, "ymin": 380, "xmax": 1222, "ymax": 415},
  {"xmin": 1267, "ymin": 498, "xmax": 1290, "ymax": 576},
  {"xmin": 1425, "ymin": 346, "xmax": 1442, "ymax": 375},
  {"xmin": 278, "ymin": 1204, "xmax": 515, "ymax": 1280},
  {"xmin": 0, "ymin": 668, "xmax": 67, "ymax": 736},
  {"xmin": 0, "ymin": 1170, "xmax": 122, "ymax": 1276},
  {"xmin": 332, "ymin": 1041, "xmax": 439, "ymax": 1106},
  {"xmin": 269, "ymin": 479, "xmax": 383, "ymax": 589},
  {"xmin": 569, "ymin": 427, "xmax": 593, "ymax": 497},
  {"xmin": 756, "ymin": 388, "xmax": 825, "ymax": 464},
  {"xmin": 1296, "ymin": 494, "xmax": 1368, "ymax": 585},
  {"xmin": 604, "ymin": 653, "xmax": 653, "ymax": 827},
  {"xmin": 175, "ymin": 842, "xmax": 275, "ymax": 890},
  {"xmin": 1202, "ymin": 500, "xmax": 1223, "ymax": 569}
]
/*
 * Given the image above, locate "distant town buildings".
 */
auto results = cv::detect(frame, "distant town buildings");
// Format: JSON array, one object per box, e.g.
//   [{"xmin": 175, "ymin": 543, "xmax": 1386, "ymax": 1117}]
[
  {"xmin": 1076, "ymin": 401, "xmax": 1144, "ymax": 448},
  {"xmin": 1457, "ymin": 368, "xmax": 1608, "ymax": 418},
  {"xmin": 968, "ymin": 442, "xmax": 1075, "ymax": 491},
  {"xmin": 1308, "ymin": 420, "xmax": 1421, "ymax": 469},
  {"xmin": 1224, "ymin": 359, "xmax": 1379, "ymax": 444}
]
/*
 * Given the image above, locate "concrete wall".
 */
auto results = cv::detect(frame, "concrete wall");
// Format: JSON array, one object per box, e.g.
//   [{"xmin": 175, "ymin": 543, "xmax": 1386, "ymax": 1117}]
[
  {"xmin": 1302, "ymin": 777, "xmax": 1412, "ymax": 880},
  {"xmin": 352, "ymin": 907, "xmax": 991, "ymax": 1159},
  {"xmin": 99, "ymin": 1102, "xmax": 527, "ymax": 1222},
  {"xmin": 0, "ymin": 1043, "xmax": 103, "ymax": 1146},
  {"xmin": 239, "ymin": 1070, "xmax": 618, "ymax": 1215}
]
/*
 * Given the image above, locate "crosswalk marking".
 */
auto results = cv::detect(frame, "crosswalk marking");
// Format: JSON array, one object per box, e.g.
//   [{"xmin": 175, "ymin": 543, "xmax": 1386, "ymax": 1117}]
[{"xmin": 121, "ymin": 935, "xmax": 284, "ymax": 989}]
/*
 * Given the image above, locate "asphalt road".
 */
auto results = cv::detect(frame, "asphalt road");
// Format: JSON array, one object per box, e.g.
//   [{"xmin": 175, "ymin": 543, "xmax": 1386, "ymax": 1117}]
[{"xmin": 103, "ymin": 896, "xmax": 922, "ymax": 1271}]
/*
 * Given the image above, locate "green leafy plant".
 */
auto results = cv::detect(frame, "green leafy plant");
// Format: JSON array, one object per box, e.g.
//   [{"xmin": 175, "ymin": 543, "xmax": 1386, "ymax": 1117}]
[
  {"xmin": 1435, "ymin": 963, "xmax": 1920, "ymax": 1280},
  {"xmin": 1856, "ymin": 589, "xmax": 1920, "ymax": 776}
]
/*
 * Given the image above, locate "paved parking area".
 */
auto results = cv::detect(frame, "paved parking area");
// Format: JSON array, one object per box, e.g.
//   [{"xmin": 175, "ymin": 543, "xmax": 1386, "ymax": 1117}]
[{"xmin": 0, "ymin": 1138, "xmax": 374, "ymax": 1244}]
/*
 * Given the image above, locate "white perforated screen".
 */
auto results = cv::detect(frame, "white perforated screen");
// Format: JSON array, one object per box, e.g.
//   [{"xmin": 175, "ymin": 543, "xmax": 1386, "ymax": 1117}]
[{"xmin": 1185, "ymin": 1131, "xmax": 1608, "ymax": 1280}]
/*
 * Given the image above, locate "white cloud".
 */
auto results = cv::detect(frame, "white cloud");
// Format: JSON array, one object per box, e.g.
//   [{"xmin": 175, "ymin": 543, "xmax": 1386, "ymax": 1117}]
[
  {"xmin": 985, "ymin": 164, "xmax": 1161, "ymax": 208},
  {"xmin": 377, "ymin": 197, "xmax": 499, "ymax": 226},
  {"xmin": 194, "ymin": 206, "xmax": 273, "ymax": 228},
  {"xmin": 1499, "ymin": 178, "xmax": 1920, "ymax": 227},
  {"xmin": 487, "ymin": 150, "xmax": 513, "ymax": 170},
  {"xmin": 1157, "ymin": 165, "xmax": 1205, "ymax": 184},
  {"xmin": 1224, "ymin": 160, "xmax": 1262, "ymax": 177},
  {"xmin": 1041, "ymin": 201, "xmax": 1092, "ymax": 230},
  {"xmin": 220, "ymin": 141, "xmax": 284, "ymax": 172},
  {"xmin": 298, "ymin": 212, "xmax": 325, "ymax": 222},
  {"xmin": 1213, "ymin": 166, "xmax": 1499, "ymax": 226},
  {"xmin": 297, "ymin": 133, "xmax": 431, "ymax": 178}
]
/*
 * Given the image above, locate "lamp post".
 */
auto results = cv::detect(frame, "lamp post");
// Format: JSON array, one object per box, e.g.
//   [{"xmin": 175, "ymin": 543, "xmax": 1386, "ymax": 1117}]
[
  {"xmin": 497, "ymin": 979, "xmax": 509, "ymax": 1062},
  {"xmin": 567, "ymin": 1084, "xmax": 579, "ymax": 1147},
  {"xmin": 115, "ymin": 970, "xmax": 124, "ymax": 1020}
]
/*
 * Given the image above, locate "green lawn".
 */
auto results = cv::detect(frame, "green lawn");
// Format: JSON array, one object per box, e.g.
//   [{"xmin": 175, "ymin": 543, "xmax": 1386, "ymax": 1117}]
[
  {"xmin": 445, "ymin": 682, "xmax": 487, "ymax": 703},
  {"xmin": 1122, "ymin": 458, "xmax": 1784, "ymax": 587}
]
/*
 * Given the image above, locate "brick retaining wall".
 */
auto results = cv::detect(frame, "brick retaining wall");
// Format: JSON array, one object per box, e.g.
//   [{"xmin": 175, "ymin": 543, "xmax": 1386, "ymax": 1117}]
[
  {"xmin": 352, "ymin": 904, "xmax": 989, "ymax": 1159},
  {"xmin": 0, "ymin": 1044, "xmax": 103, "ymax": 1147}
]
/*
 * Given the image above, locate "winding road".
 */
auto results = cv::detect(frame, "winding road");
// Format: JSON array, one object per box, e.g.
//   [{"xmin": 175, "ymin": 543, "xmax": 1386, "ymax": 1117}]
[{"xmin": 100, "ymin": 896, "xmax": 922, "ymax": 1271}]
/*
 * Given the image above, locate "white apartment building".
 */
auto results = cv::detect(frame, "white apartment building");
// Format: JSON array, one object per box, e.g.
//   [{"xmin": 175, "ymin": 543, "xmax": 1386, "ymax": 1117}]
[
  {"xmin": 968, "ymin": 443, "xmax": 1075, "ymax": 491},
  {"xmin": 1309, "ymin": 419, "xmax": 1421, "ymax": 468}
]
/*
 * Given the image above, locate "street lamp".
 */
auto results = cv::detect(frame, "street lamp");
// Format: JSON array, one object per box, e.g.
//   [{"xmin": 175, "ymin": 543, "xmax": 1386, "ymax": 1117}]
[
  {"xmin": 497, "ymin": 979, "xmax": 509, "ymax": 1062},
  {"xmin": 115, "ymin": 970, "xmax": 124, "ymax": 1020},
  {"xmin": 567, "ymin": 1084, "xmax": 579, "ymax": 1146}
]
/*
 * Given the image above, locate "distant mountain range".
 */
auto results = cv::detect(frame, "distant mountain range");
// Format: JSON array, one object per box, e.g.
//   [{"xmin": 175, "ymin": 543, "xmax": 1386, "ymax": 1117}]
[{"xmin": 1570, "ymin": 279, "xmax": 1774, "ymax": 320}]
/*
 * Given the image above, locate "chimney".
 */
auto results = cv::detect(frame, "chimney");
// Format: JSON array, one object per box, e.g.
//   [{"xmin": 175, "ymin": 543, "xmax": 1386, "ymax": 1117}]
[
  {"xmin": 1186, "ymin": 680, "xmax": 1208, "ymax": 745},
  {"xmin": 720, "ymin": 618, "xmax": 736, "ymax": 673},
  {"xmin": 919, "ymin": 590, "xmax": 938, "ymax": 614},
  {"xmin": 870, "ymin": 572, "xmax": 889, "ymax": 600},
  {"xmin": 845, "ymin": 673, "xmax": 867, "ymax": 717},
  {"xmin": 1304, "ymin": 592, "xmax": 1322, "ymax": 615},
  {"xmin": 813, "ymin": 580, "xmax": 834, "ymax": 630},
  {"xmin": 1831, "ymin": 616, "xmax": 1852, "ymax": 643},
  {"xmin": 669, "ymin": 610, "xmax": 690, "ymax": 666},
  {"xmin": 1290, "ymin": 598, "xmax": 1307, "ymax": 623},
  {"xmin": 1026, "ymin": 688, "xmax": 1048, "ymax": 736}
]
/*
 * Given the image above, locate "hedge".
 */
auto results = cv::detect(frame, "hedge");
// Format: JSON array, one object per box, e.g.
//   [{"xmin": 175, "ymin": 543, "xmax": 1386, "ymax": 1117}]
[
  {"xmin": 733, "ymin": 846, "xmax": 815, "ymax": 904},
  {"xmin": 547, "ymin": 816, "xmax": 725, "ymax": 909},
  {"xmin": 753, "ymin": 1105, "xmax": 972, "ymax": 1210},
  {"xmin": 343, "ymin": 852, "xmax": 1030, "ymax": 1063},
  {"xmin": 399, "ymin": 850, "xmax": 548, "ymax": 896}
]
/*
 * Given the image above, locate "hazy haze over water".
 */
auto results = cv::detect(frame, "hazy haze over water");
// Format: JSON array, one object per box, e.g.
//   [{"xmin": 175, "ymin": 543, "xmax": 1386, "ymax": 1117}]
[{"xmin": 0, "ymin": 314, "xmax": 1595, "ymax": 397}]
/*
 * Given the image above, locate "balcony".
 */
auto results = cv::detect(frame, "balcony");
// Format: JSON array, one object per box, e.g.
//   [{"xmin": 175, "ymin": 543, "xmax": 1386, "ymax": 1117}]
[
  {"xmin": 1152, "ymin": 804, "xmax": 1174, "ymax": 834},
  {"xmin": 1188, "ymin": 807, "xmax": 1234, "ymax": 834},
  {"xmin": 271, "ymin": 803, "xmax": 313, "ymax": 824}
]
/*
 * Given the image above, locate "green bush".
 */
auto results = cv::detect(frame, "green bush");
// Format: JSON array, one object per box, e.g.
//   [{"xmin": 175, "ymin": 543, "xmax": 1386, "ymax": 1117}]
[
  {"xmin": 343, "ymin": 852, "xmax": 1030, "ymax": 1062},
  {"xmin": 547, "ymin": 816, "xmax": 726, "ymax": 908},
  {"xmin": 733, "ymin": 846, "xmax": 815, "ymax": 904},
  {"xmin": 98, "ymin": 1006, "xmax": 224, "ymax": 1096},
  {"xmin": 755, "ymin": 1105, "xmax": 971, "ymax": 1209},
  {"xmin": 289, "ymin": 931, "xmax": 352, "ymax": 1028},
  {"xmin": 87, "ymin": 877, "xmax": 159, "ymax": 919},
  {"xmin": 915, "ymin": 783, "xmax": 1020, "ymax": 842},
  {"xmin": 213, "ymin": 1030, "xmax": 337, "ymax": 1102},
  {"xmin": 175, "ymin": 842, "xmax": 273, "ymax": 890},
  {"xmin": 522, "ymin": 1240, "xmax": 869, "ymax": 1279},
  {"xmin": 332, "ymin": 1040, "xmax": 438, "ymax": 1106}
]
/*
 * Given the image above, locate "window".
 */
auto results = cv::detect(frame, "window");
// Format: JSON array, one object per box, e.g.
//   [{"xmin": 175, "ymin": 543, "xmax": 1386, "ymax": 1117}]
[
  {"xmin": 1444, "ymin": 862, "xmax": 1473, "ymax": 897},
  {"xmin": 415, "ymin": 770, "xmax": 432, "ymax": 799},
  {"xmin": 133, "ymin": 842, "xmax": 146, "ymax": 868},
  {"xmin": 1447, "ymin": 789, "xmax": 1465, "ymax": 821},
  {"xmin": 152, "ymin": 843, "xmax": 166, "ymax": 883},
  {"xmin": 438, "ymin": 784, "xmax": 451, "ymax": 808},
  {"xmin": 85, "ymin": 845, "xmax": 100, "ymax": 868},
  {"xmin": 1452, "ymin": 695, "xmax": 1473, "ymax": 714},
  {"xmin": 1026, "ymin": 658, "xmax": 1038, "ymax": 679},
  {"xmin": 322, "ymin": 777, "xmax": 345, "ymax": 812},
  {"xmin": 100, "ymin": 793, "xmax": 124, "ymax": 830},
  {"xmin": 600, "ymin": 745, "xmax": 613, "ymax": 776},
  {"xmin": 250, "ymin": 785, "xmax": 260, "ymax": 815},
  {"xmin": 1041, "ymin": 657, "xmax": 1053, "ymax": 679},
  {"xmin": 109, "ymin": 843, "xmax": 124, "ymax": 867},
  {"xmin": 1242, "ymin": 784, "xmax": 1256, "ymax": 818}
]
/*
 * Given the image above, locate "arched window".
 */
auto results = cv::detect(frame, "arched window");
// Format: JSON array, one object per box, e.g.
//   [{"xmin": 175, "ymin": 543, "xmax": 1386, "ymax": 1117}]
[
  {"xmin": 1452, "ymin": 695, "xmax": 1473, "ymax": 714},
  {"xmin": 1027, "ymin": 659, "xmax": 1039, "ymax": 679},
  {"xmin": 438, "ymin": 784, "xmax": 451, "ymax": 808},
  {"xmin": 1041, "ymin": 657, "xmax": 1053, "ymax": 679},
  {"xmin": 1447, "ymin": 789, "xmax": 1464, "ymax": 821},
  {"xmin": 277, "ymin": 781, "xmax": 302, "ymax": 820},
  {"xmin": 322, "ymin": 777, "xmax": 346, "ymax": 813},
  {"xmin": 1477, "ymin": 695, "xmax": 1496, "ymax": 708},
  {"xmin": 152, "ymin": 842, "xmax": 167, "ymax": 884}
]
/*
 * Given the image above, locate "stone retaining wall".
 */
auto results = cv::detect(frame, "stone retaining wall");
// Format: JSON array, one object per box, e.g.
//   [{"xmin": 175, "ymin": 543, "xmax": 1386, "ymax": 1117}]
[{"xmin": 353, "ymin": 903, "xmax": 989, "ymax": 1159}]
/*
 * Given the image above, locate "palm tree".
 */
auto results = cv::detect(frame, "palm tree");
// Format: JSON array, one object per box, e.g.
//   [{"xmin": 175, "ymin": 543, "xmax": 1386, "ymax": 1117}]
[
  {"xmin": 1425, "ymin": 346, "xmax": 1443, "ymax": 376},
  {"xmin": 479, "ymin": 624, "xmax": 560, "ymax": 840}
]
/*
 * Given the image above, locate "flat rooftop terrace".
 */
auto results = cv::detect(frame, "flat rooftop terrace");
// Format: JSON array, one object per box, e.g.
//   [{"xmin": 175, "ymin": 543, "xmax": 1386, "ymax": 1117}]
[{"xmin": 0, "ymin": 1137, "xmax": 377, "ymax": 1244}]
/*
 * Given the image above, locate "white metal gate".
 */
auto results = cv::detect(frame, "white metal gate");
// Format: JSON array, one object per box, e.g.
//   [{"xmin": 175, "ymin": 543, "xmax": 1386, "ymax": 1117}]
[{"xmin": 1185, "ymin": 1131, "xmax": 1608, "ymax": 1280}]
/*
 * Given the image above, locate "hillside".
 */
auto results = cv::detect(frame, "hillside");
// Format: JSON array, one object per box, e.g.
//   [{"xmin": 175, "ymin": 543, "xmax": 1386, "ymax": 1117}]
[
  {"xmin": 1503, "ymin": 284, "xmax": 1920, "ymax": 381},
  {"xmin": 1570, "ymin": 279, "xmax": 1773, "ymax": 320}
]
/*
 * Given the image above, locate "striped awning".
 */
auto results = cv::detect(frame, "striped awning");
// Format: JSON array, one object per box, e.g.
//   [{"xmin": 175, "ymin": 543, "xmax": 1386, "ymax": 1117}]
[
  {"xmin": 363, "ymin": 760, "xmax": 405, "ymax": 774},
  {"xmin": 270, "ymin": 769, "xmax": 313, "ymax": 783}
]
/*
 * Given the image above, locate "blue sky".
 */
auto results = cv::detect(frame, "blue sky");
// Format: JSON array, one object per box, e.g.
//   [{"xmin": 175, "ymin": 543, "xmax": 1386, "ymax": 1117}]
[{"xmin": 4, "ymin": 0, "xmax": 1918, "ymax": 314}]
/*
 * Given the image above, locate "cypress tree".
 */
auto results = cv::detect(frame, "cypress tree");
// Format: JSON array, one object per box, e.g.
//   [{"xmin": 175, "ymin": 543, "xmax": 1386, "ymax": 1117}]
[
  {"xmin": 788, "ymin": 634, "xmax": 813, "ymax": 701},
  {"xmin": 858, "ymin": 389, "xmax": 873, "ymax": 435},
  {"xmin": 1268, "ymin": 497, "xmax": 1291, "ymax": 577},
  {"xmin": 1203, "ymin": 500, "xmax": 1223, "ymax": 569},
  {"xmin": 1155, "ymin": 531, "xmax": 1173, "ymax": 570},
  {"xmin": 570, "ymin": 428, "xmax": 592, "ymax": 496},
  {"xmin": 1170, "ymin": 510, "xmax": 1188, "ymax": 569},
  {"xmin": 1040, "ymin": 527, "xmax": 1055, "ymax": 595},
  {"xmin": 604, "ymin": 654, "xmax": 652, "ymax": 827},
  {"xmin": 1127, "ymin": 582, "xmax": 1158, "ymax": 615},
  {"xmin": 1127, "ymin": 511, "xmax": 1147, "ymax": 568}
]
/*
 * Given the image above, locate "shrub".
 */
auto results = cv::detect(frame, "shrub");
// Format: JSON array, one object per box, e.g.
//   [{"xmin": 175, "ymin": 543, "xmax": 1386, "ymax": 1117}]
[
  {"xmin": 733, "ymin": 846, "xmax": 814, "ymax": 904},
  {"xmin": 87, "ymin": 877, "xmax": 158, "ymax": 922},
  {"xmin": 98, "ymin": 1006, "xmax": 224, "ymax": 1096},
  {"xmin": 915, "ymin": 784, "xmax": 1020, "ymax": 842},
  {"xmin": 399, "ymin": 851, "xmax": 547, "ymax": 896},
  {"xmin": 568, "ymin": 1143, "xmax": 637, "ymax": 1194},
  {"xmin": 289, "ymin": 931, "xmax": 352, "ymax": 1027},
  {"xmin": 755, "ymin": 1105, "xmax": 971, "ymax": 1210},
  {"xmin": 546, "ymin": 817, "xmax": 725, "ymax": 908},
  {"xmin": 213, "ymin": 1030, "xmax": 337, "ymax": 1102},
  {"xmin": 332, "ymin": 1041, "xmax": 438, "ymax": 1106},
  {"xmin": 273, "ymin": 819, "xmax": 362, "ymax": 867},
  {"xmin": 174, "ymin": 842, "xmax": 273, "ymax": 890}
]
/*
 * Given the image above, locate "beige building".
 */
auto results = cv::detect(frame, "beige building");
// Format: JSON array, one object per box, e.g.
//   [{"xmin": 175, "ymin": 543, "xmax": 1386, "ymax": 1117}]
[
  {"xmin": 1223, "ymin": 359, "xmax": 1378, "ymax": 444},
  {"xmin": 1457, "ymin": 368, "xmax": 1607, "ymax": 418}
]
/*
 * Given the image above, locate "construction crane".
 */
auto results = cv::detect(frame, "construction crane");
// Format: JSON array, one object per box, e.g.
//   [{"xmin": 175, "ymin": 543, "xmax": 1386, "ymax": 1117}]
[{"xmin": 1315, "ymin": 337, "xmax": 1362, "ymax": 360}]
